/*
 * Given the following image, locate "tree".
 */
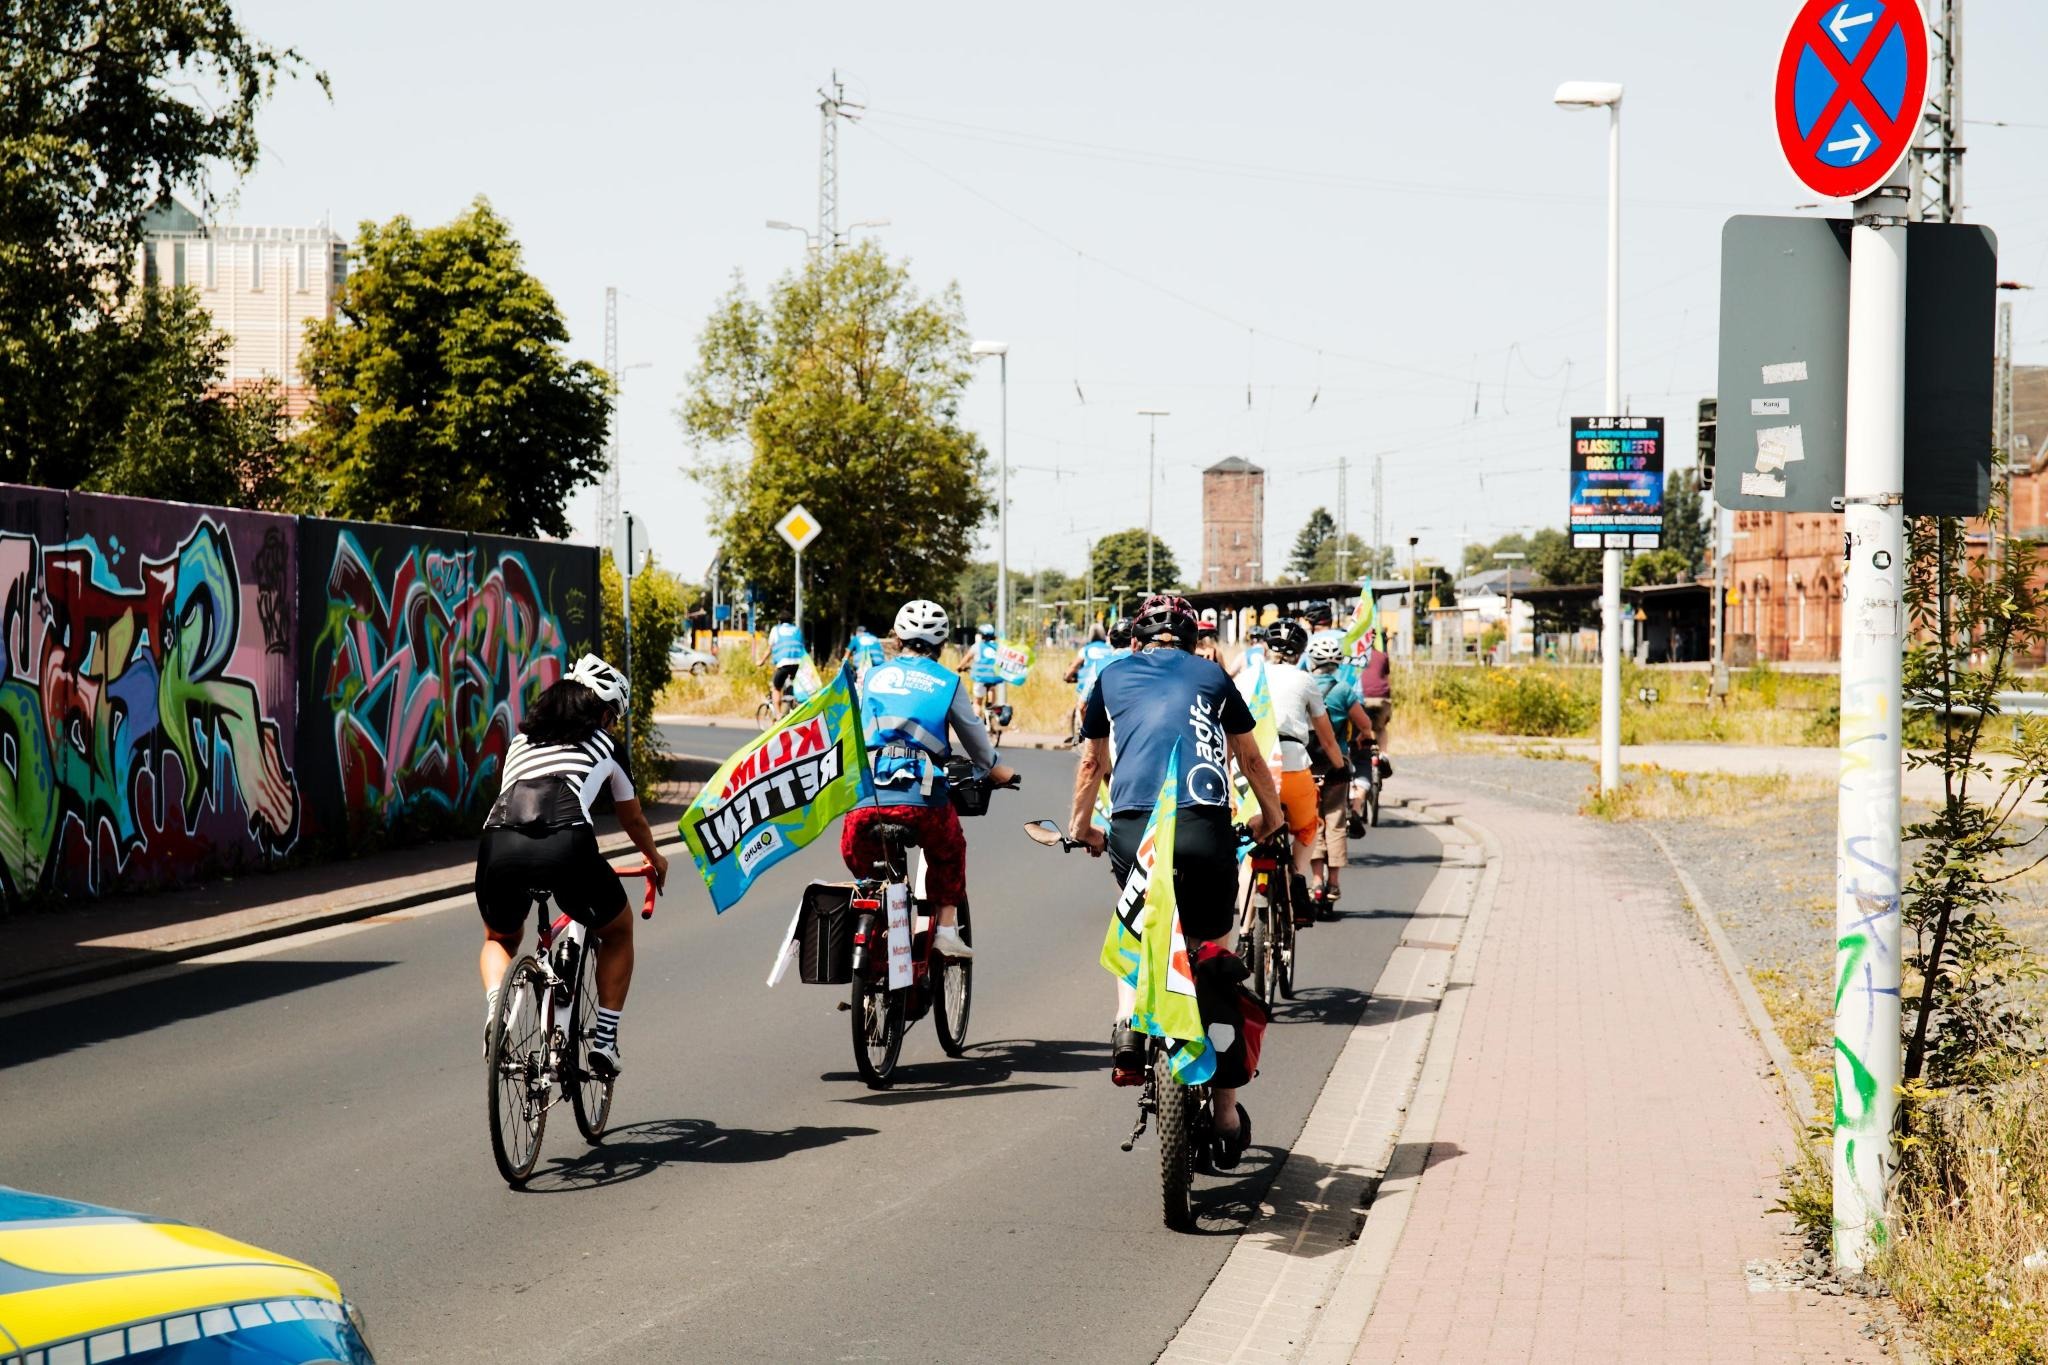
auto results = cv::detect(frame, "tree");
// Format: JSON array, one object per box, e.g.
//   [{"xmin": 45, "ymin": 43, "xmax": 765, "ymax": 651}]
[
  {"xmin": 1090, "ymin": 529, "xmax": 1180, "ymax": 600},
  {"xmin": 298, "ymin": 198, "xmax": 609, "ymax": 538},
  {"xmin": 1528, "ymin": 527, "xmax": 1604, "ymax": 586},
  {"xmin": 1463, "ymin": 531, "xmax": 1532, "ymax": 577},
  {"xmin": 0, "ymin": 0, "xmax": 319, "ymax": 486},
  {"xmin": 681, "ymin": 243, "xmax": 989, "ymax": 652},
  {"xmin": 81, "ymin": 288, "xmax": 302, "ymax": 511},
  {"xmin": 600, "ymin": 556, "xmax": 695, "ymax": 780},
  {"xmin": 1662, "ymin": 468, "xmax": 1709, "ymax": 576},
  {"xmin": 1624, "ymin": 547, "xmax": 1692, "ymax": 587},
  {"xmin": 1288, "ymin": 508, "xmax": 1336, "ymax": 578}
]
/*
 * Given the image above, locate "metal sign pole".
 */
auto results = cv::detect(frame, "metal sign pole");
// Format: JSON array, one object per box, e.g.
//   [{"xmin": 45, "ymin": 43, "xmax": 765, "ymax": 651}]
[
  {"xmin": 1832, "ymin": 169, "xmax": 1909, "ymax": 1275},
  {"xmin": 622, "ymin": 513, "xmax": 635, "ymax": 762},
  {"xmin": 794, "ymin": 546, "xmax": 804, "ymax": 633},
  {"xmin": 1597, "ymin": 99, "xmax": 1624, "ymax": 794}
]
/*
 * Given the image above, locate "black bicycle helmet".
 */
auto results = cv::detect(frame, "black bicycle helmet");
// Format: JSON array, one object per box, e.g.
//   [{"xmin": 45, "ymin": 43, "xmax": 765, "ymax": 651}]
[
  {"xmin": 1131, "ymin": 593, "xmax": 1198, "ymax": 649},
  {"xmin": 1108, "ymin": 616, "xmax": 1134, "ymax": 648},
  {"xmin": 1268, "ymin": 619, "xmax": 1310, "ymax": 661}
]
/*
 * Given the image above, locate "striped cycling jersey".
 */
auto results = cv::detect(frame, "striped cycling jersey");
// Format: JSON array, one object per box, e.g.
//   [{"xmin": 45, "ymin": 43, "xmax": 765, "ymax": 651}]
[{"xmin": 486, "ymin": 730, "xmax": 634, "ymax": 829}]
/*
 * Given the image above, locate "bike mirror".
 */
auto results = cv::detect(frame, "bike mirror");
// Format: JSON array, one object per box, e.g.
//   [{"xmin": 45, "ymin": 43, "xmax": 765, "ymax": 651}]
[{"xmin": 1022, "ymin": 820, "xmax": 1065, "ymax": 847}]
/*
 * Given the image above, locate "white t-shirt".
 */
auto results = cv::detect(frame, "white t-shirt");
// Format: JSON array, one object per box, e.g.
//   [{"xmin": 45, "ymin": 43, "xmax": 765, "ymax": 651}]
[
  {"xmin": 497, "ymin": 730, "xmax": 634, "ymax": 826},
  {"xmin": 1264, "ymin": 665, "xmax": 1327, "ymax": 772}
]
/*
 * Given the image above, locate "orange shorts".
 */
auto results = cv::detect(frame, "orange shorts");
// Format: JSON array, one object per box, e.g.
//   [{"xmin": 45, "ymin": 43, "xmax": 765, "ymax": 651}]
[{"xmin": 1279, "ymin": 768, "xmax": 1319, "ymax": 844}]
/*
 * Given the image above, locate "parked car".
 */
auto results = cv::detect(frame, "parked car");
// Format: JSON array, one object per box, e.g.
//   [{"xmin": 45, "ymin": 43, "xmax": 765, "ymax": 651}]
[
  {"xmin": 0, "ymin": 1186, "xmax": 377, "ymax": 1363},
  {"xmin": 668, "ymin": 643, "xmax": 718, "ymax": 675}
]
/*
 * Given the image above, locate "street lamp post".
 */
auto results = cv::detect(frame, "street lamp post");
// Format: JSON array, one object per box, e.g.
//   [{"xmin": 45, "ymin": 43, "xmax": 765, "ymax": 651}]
[
  {"xmin": 1555, "ymin": 78, "xmax": 1625, "ymax": 794},
  {"xmin": 1494, "ymin": 551, "xmax": 1528, "ymax": 662},
  {"xmin": 1138, "ymin": 409, "xmax": 1170, "ymax": 592},
  {"xmin": 972, "ymin": 341, "xmax": 1010, "ymax": 642},
  {"xmin": 1406, "ymin": 535, "xmax": 1421, "ymax": 659}
]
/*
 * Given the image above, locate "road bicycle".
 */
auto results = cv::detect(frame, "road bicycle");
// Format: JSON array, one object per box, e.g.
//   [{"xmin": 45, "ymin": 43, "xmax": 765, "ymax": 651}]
[
  {"xmin": 971, "ymin": 684, "xmax": 1012, "ymax": 747},
  {"xmin": 755, "ymin": 688, "xmax": 798, "ymax": 730},
  {"xmin": 1240, "ymin": 829, "xmax": 1299, "ymax": 1006},
  {"xmin": 1023, "ymin": 818, "xmax": 1226, "ymax": 1231},
  {"xmin": 486, "ymin": 864, "xmax": 659, "ymax": 1187},
  {"xmin": 842, "ymin": 765, "xmax": 1018, "ymax": 1088}
]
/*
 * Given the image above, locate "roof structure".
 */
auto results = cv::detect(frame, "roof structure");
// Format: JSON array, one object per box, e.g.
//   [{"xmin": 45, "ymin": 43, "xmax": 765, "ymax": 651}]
[{"xmin": 1204, "ymin": 455, "xmax": 1263, "ymax": 475}]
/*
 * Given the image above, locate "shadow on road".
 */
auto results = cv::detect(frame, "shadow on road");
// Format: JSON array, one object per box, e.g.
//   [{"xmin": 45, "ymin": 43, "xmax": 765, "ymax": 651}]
[
  {"xmin": 822, "ymin": 1036, "xmax": 1109, "ymax": 1103},
  {"xmin": 0, "ymin": 959, "xmax": 394, "ymax": 1069},
  {"xmin": 521, "ymin": 1117, "xmax": 878, "ymax": 1192},
  {"xmin": 1269, "ymin": 984, "xmax": 1374, "ymax": 1030}
]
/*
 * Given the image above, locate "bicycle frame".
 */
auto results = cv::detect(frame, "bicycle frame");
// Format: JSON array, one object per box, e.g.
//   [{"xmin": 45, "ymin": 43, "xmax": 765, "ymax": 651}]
[{"xmin": 849, "ymin": 833, "xmax": 937, "ymax": 1023}]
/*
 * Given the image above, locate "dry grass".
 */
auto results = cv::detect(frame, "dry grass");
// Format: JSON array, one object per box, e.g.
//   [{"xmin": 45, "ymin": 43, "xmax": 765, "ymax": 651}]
[
  {"xmin": 1880, "ymin": 1069, "xmax": 2048, "ymax": 1363},
  {"xmin": 1582, "ymin": 766, "xmax": 1839, "ymax": 823}
]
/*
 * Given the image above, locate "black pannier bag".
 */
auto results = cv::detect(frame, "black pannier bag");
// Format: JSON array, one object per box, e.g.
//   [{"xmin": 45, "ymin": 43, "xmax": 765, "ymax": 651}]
[
  {"xmin": 945, "ymin": 756, "xmax": 993, "ymax": 817},
  {"xmin": 797, "ymin": 881, "xmax": 858, "ymax": 985}
]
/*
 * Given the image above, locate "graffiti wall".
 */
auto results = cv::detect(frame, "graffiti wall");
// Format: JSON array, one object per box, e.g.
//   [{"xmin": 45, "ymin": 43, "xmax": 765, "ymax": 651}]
[{"xmin": 0, "ymin": 486, "xmax": 599, "ymax": 900}]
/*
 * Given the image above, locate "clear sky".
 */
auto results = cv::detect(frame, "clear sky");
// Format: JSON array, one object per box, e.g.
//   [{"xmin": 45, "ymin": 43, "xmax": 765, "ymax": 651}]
[{"xmin": 228, "ymin": 0, "xmax": 2048, "ymax": 588}]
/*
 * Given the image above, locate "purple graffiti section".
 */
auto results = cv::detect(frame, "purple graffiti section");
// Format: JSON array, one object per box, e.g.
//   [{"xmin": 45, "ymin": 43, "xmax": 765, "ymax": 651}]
[{"xmin": 0, "ymin": 506, "xmax": 299, "ymax": 898}]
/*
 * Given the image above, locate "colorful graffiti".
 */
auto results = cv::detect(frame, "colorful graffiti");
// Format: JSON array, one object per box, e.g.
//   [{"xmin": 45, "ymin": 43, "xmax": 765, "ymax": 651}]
[
  {"xmin": 0, "ymin": 512, "xmax": 299, "ymax": 898},
  {"xmin": 313, "ymin": 531, "xmax": 571, "ymax": 836}
]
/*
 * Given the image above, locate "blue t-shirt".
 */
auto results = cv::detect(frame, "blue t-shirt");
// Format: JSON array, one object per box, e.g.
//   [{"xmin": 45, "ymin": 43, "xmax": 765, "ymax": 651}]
[
  {"xmin": 1082, "ymin": 649, "xmax": 1255, "ymax": 814},
  {"xmin": 970, "ymin": 640, "xmax": 1001, "ymax": 684},
  {"xmin": 1312, "ymin": 670, "xmax": 1362, "ymax": 760},
  {"xmin": 1073, "ymin": 640, "xmax": 1113, "ymax": 696},
  {"xmin": 768, "ymin": 622, "xmax": 806, "ymax": 666}
]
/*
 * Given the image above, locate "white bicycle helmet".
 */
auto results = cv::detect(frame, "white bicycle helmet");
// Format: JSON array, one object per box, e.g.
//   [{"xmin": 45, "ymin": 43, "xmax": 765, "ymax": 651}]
[
  {"xmin": 893, "ymin": 599, "xmax": 950, "ymax": 647},
  {"xmin": 1307, "ymin": 633, "xmax": 1346, "ymax": 668},
  {"xmin": 565, "ymin": 653, "xmax": 630, "ymax": 711}
]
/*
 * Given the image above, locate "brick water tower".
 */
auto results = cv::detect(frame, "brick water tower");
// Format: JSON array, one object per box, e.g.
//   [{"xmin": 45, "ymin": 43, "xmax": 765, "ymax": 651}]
[{"xmin": 1201, "ymin": 456, "xmax": 1265, "ymax": 588}]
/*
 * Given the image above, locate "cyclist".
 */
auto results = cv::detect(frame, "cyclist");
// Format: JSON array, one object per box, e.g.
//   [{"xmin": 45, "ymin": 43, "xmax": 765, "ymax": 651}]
[
  {"xmin": 1068, "ymin": 593, "xmax": 1282, "ymax": 1170},
  {"xmin": 475, "ymin": 655, "xmax": 670, "ymax": 1078},
  {"xmin": 1307, "ymin": 633, "xmax": 1376, "ymax": 908},
  {"xmin": 848, "ymin": 622, "xmax": 887, "ymax": 679},
  {"xmin": 841, "ymin": 600, "xmax": 1017, "ymax": 959},
  {"xmin": 754, "ymin": 618, "xmax": 808, "ymax": 715},
  {"xmin": 1105, "ymin": 615, "xmax": 1135, "ymax": 664},
  {"xmin": 957, "ymin": 621, "xmax": 1004, "ymax": 723},
  {"xmin": 1259, "ymin": 621, "xmax": 1349, "ymax": 919},
  {"xmin": 1060, "ymin": 626, "xmax": 1114, "ymax": 747},
  {"xmin": 1356, "ymin": 627, "xmax": 1394, "ymax": 780},
  {"xmin": 1305, "ymin": 610, "xmax": 1345, "ymax": 675}
]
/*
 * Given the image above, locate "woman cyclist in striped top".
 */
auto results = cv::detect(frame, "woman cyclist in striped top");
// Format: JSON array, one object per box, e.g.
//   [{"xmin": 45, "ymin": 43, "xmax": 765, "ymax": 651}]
[{"xmin": 475, "ymin": 655, "xmax": 669, "ymax": 1078}]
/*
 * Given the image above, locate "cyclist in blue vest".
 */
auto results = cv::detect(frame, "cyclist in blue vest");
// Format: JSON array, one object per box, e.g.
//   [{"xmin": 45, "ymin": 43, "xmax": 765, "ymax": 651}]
[
  {"xmin": 848, "ymin": 623, "xmax": 887, "ymax": 678},
  {"xmin": 1060, "ymin": 626, "xmax": 1114, "ymax": 746},
  {"xmin": 957, "ymin": 621, "xmax": 1004, "ymax": 724},
  {"xmin": 840, "ymin": 600, "xmax": 1017, "ymax": 958},
  {"xmin": 753, "ymin": 618, "xmax": 808, "ymax": 715}
]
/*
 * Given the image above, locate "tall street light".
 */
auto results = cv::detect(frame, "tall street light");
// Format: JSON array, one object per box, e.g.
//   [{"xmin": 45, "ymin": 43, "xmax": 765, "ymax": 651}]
[
  {"xmin": 1554, "ymin": 78, "xmax": 1624, "ymax": 794},
  {"xmin": 972, "ymin": 340, "xmax": 1010, "ymax": 641},
  {"xmin": 1138, "ymin": 409, "xmax": 1170, "ymax": 592}
]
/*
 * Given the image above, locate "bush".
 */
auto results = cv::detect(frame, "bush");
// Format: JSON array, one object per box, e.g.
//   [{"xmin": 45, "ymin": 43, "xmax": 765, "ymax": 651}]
[
  {"xmin": 601, "ymin": 555, "xmax": 693, "ymax": 778},
  {"xmin": 1412, "ymin": 666, "xmax": 1593, "ymax": 737}
]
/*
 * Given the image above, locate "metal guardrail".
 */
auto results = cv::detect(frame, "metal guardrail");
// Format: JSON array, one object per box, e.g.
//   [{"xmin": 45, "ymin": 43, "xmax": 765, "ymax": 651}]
[{"xmin": 1912, "ymin": 691, "xmax": 2048, "ymax": 717}]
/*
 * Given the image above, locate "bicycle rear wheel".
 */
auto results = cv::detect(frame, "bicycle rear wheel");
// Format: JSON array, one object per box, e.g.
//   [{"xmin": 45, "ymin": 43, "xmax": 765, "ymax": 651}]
[
  {"xmin": 568, "ymin": 939, "xmax": 613, "ymax": 1142},
  {"xmin": 1156, "ymin": 1053, "xmax": 1199, "ymax": 1231},
  {"xmin": 933, "ymin": 902, "xmax": 974, "ymax": 1057},
  {"xmin": 850, "ymin": 974, "xmax": 904, "ymax": 1088},
  {"xmin": 1276, "ymin": 896, "xmax": 1298, "ymax": 999},
  {"xmin": 1367, "ymin": 774, "xmax": 1381, "ymax": 828},
  {"xmin": 487, "ymin": 955, "xmax": 549, "ymax": 1187}
]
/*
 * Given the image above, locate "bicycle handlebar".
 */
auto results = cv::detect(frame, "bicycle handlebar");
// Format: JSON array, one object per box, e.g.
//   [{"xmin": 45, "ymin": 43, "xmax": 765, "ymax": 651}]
[{"xmin": 612, "ymin": 862, "xmax": 660, "ymax": 919}]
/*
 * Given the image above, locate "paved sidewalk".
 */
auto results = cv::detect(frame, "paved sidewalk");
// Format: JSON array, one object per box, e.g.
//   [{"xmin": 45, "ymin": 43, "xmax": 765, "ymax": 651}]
[
  {"xmin": 1477, "ymin": 734, "xmax": 2017, "ymax": 804},
  {"xmin": 1346, "ymin": 785, "xmax": 1890, "ymax": 1364}
]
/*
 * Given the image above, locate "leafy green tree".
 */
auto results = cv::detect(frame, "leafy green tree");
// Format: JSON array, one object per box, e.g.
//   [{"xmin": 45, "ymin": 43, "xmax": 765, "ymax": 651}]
[
  {"xmin": 1528, "ymin": 527, "xmax": 1604, "ymax": 586},
  {"xmin": 600, "ymin": 556, "xmax": 695, "ymax": 780},
  {"xmin": 682, "ymin": 243, "xmax": 989, "ymax": 651},
  {"xmin": 1288, "ymin": 507, "xmax": 1335, "ymax": 578},
  {"xmin": 1624, "ymin": 547, "xmax": 1692, "ymax": 587},
  {"xmin": 1463, "ymin": 531, "xmax": 1532, "ymax": 576},
  {"xmin": 1661, "ymin": 468, "xmax": 1708, "ymax": 575},
  {"xmin": 1090, "ymin": 528, "xmax": 1180, "ymax": 599},
  {"xmin": 298, "ymin": 198, "xmax": 609, "ymax": 538},
  {"xmin": 0, "ymin": 0, "xmax": 319, "ymax": 486}
]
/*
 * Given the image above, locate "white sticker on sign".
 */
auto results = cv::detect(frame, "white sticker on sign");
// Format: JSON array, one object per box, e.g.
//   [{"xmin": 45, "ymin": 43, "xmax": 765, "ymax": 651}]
[
  {"xmin": 1741, "ymin": 471, "xmax": 1788, "ymax": 498},
  {"xmin": 1761, "ymin": 361, "xmax": 1809, "ymax": 385},
  {"xmin": 1751, "ymin": 397, "xmax": 1790, "ymax": 416},
  {"xmin": 1755, "ymin": 425, "xmax": 1806, "ymax": 473}
]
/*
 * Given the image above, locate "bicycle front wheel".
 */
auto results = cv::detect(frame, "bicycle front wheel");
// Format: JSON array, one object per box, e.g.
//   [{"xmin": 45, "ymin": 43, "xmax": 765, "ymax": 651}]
[
  {"xmin": 933, "ymin": 902, "xmax": 974, "ymax": 1057},
  {"xmin": 755, "ymin": 701, "xmax": 776, "ymax": 731},
  {"xmin": 1156, "ymin": 1054, "xmax": 1198, "ymax": 1231},
  {"xmin": 1246, "ymin": 909, "xmax": 1274, "ymax": 1008},
  {"xmin": 850, "ymin": 975, "xmax": 904, "ymax": 1088},
  {"xmin": 487, "ymin": 955, "xmax": 549, "ymax": 1187},
  {"xmin": 568, "ymin": 940, "xmax": 613, "ymax": 1143}
]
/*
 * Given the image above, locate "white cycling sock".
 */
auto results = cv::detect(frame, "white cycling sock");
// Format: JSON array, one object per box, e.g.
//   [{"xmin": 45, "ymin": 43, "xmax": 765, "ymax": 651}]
[
  {"xmin": 594, "ymin": 1006, "xmax": 622, "ymax": 1049},
  {"xmin": 485, "ymin": 986, "xmax": 499, "ymax": 1025}
]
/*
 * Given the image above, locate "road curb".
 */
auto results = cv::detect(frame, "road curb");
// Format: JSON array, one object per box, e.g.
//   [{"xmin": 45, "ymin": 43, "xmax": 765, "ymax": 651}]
[{"xmin": 0, "ymin": 828, "xmax": 688, "ymax": 1008}]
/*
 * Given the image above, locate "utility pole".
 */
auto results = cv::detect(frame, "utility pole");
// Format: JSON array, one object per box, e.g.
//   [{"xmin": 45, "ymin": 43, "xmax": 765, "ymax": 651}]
[
  {"xmin": 597, "ymin": 287, "xmax": 620, "ymax": 551},
  {"xmin": 1373, "ymin": 456, "xmax": 1385, "ymax": 580},
  {"xmin": 1138, "ymin": 410, "xmax": 1169, "ymax": 592},
  {"xmin": 817, "ymin": 72, "xmax": 864, "ymax": 251},
  {"xmin": 1335, "ymin": 456, "xmax": 1350, "ymax": 580},
  {"xmin": 1994, "ymin": 298, "xmax": 2013, "ymax": 572},
  {"xmin": 1912, "ymin": 0, "xmax": 1963, "ymax": 226}
]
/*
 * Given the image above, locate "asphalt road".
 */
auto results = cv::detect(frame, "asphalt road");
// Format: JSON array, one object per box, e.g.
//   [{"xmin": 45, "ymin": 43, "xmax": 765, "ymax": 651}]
[{"xmin": 1, "ymin": 727, "xmax": 1442, "ymax": 1364}]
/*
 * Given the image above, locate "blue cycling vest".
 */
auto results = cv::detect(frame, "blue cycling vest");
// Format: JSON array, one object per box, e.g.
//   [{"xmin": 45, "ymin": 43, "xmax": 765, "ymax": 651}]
[
  {"xmin": 970, "ymin": 640, "xmax": 1001, "ymax": 684},
  {"xmin": 1074, "ymin": 640, "xmax": 1113, "ymax": 696},
  {"xmin": 860, "ymin": 654, "xmax": 958, "ymax": 807},
  {"xmin": 850, "ymin": 631, "xmax": 886, "ymax": 670},
  {"xmin": 769, "ymin": 623, "xmax": 806, "ymax": 666}
]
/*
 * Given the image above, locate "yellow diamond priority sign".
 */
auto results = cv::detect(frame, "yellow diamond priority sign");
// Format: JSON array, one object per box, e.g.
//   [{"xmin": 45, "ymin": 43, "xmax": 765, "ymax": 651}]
[{"xmin": 776, "ymin": 504, "xmax": 821, "ymax": 553}]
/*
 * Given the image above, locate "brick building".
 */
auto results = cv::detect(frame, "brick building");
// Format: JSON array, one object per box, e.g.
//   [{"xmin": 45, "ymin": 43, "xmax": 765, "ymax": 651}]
[
  {"xmin": 138, "ymin": 197, "xmax": 347, "ymax": 417},
  {"xmin": 1201, "ymin": 456, "xmax": 1265, "ymax": 588},
  {"xmin": 1723, "ymin": 365, "xmax": 2048, "ymax": 661}
]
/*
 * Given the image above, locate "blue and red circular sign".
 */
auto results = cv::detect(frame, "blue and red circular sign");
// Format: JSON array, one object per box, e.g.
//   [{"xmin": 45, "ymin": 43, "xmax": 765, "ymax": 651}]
[{"xmin": 1774, "ymin": 0, "xmax": 1929, "ymax": 200}]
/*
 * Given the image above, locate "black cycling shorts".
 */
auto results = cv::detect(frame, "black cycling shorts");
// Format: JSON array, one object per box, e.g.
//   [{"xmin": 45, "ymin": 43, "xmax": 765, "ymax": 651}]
[
  {"xmin": 475, "ymin": 825, "xmax": 627, "ymax": 936},
  {"xmin": 1107, "ymin": 805, "xmax": 1239, "ymax": 945},
  {"xmin": 773, "ymin": 664, "xmax": 798, "ymax": 691}
]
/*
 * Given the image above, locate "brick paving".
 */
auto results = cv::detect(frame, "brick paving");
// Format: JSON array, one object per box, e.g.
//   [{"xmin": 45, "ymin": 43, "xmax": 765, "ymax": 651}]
[{"xmin": 1349, "ymin": 787, "xmax": 1888, "ymax": 1365}]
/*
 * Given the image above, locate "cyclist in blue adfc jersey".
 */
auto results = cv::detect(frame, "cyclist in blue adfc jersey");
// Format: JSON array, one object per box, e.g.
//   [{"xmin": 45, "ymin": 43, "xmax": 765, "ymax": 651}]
[
  {"xmin": 754, "ymin": 619, "xmax": 808, "ymax": 716},
  {"xmin": 956, "ymin": 622, "xmax": 1004, "ymax": 724},
  {"xmin": 848, "ymin": 623, "xmax": 887, "ymax": 680},
  {"xmin": 1060, "ymin": 627, "xmax": 1114, "ymax": 747}
]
